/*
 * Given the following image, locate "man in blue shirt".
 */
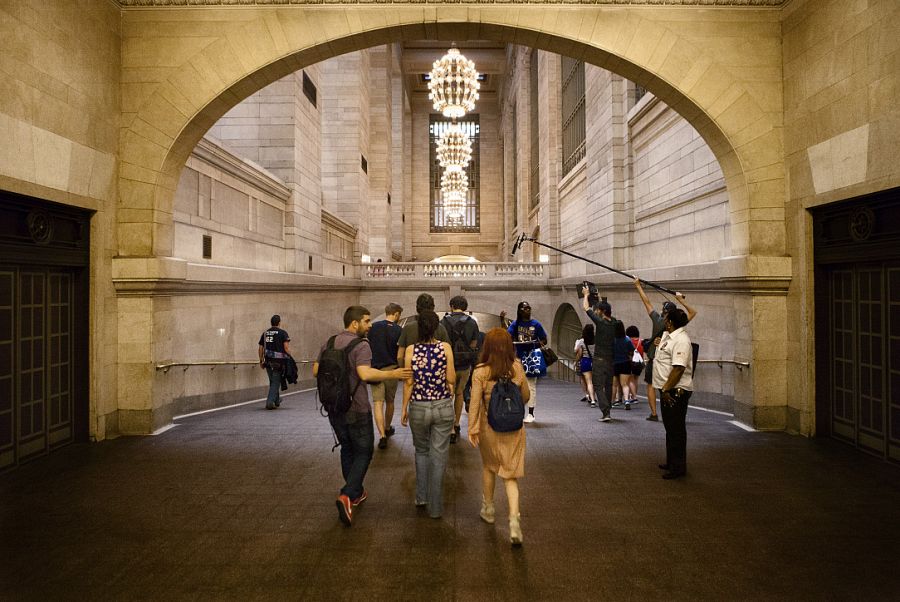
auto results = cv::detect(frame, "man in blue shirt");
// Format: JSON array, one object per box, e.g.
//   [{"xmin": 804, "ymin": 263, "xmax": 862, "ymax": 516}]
[
  {"xmin": 368, "ymin": 302, "xmax": 404, "ymax": 450},
  {"xmin": 258, "ymin": 314, "xmax": 291, "ymax": 410},
  {"xmin": 505, "ymin": 301, "xmax": 547, "ymax": 424}
]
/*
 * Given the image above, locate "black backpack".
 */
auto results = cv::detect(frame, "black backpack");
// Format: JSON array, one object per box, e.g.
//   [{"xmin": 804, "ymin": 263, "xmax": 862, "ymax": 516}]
[
  {"xmin": 487, "ymin": 376, "xmax": 525, "ymax": 433},
  {"xmin": 316, "ymin": 335, "xmax": 364, "ymax": 417},
  {"xmin": 447, "ymin": 315, "xmax": 477, "ymax": 369}
]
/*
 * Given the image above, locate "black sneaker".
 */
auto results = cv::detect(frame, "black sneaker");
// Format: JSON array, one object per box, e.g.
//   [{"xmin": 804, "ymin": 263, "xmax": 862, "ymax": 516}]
[
  {"xmin": 646, "ymin": 414, "xmax": 659, "ymax": 422},
  {"xmin": 378, "ymin": 437, "xmax": 388, "ymax": 450},
  {"xmin": 385, "ymin": 426, "xmax": 396, "ymax": 438},
  {"xmin": 450, "ymin": 432, "xmax": 458, "ymax": 444},
  {"xmin": 598, "ymin": 413, "xmax": 612, "ymax": 422}
]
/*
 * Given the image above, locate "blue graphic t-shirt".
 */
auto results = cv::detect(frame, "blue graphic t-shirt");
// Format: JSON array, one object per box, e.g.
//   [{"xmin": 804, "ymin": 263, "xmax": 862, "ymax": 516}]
[{"xmin": 507, "ymin": 319, "xmax": 547, "ymax": 360}]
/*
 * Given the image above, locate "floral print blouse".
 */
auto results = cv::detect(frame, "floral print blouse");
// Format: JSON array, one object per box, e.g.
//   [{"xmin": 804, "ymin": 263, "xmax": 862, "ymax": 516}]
[{"xmin": 411, "ymin": 342, "xmax": 451, "ymax": 401}]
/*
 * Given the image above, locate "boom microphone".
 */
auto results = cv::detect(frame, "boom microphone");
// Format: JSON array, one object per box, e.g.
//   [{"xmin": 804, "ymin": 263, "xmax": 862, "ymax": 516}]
[{"xmin": 511, "ymin": 233, "xmax": 528, "ymax": 256}]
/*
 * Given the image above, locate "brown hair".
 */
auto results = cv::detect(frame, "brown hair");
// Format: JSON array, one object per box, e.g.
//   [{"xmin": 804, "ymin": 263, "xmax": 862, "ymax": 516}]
[{"xmin": 479, "ymin": 327, "xmax": 517, "ymax": 381}]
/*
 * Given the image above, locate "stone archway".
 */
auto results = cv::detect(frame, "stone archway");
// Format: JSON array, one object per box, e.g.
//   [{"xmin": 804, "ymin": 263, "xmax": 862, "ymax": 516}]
[
  {"xmin": 115, "ymin": 5, "xmax": 791, "ymax": 431},
  {"xmin": 118, "ymin": 5, "xmax": 784, "ymax": 262}
]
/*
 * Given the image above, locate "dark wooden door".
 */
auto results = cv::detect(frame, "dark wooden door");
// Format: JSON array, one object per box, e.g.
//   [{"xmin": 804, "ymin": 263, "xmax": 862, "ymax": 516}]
[
  {"xmin": 814, "ymin": 188, "xmax": 900, "ymax": 463},
  {"xmin": 0, "ymin": 268, "xmax": 76, "ymax": 470}
]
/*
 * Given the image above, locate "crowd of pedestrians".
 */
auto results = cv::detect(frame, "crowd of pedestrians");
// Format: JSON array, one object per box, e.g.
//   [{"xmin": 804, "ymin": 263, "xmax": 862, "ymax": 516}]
[{"xmin": 258, "ymin": 284, "xmax": 698, "ymax": 544}]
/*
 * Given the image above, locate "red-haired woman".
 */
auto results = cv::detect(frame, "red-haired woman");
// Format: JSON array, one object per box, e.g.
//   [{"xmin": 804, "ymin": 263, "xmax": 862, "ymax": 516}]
[{"xmin": 468, "ymin": 327, "xmax": 531, "ymax": 545}]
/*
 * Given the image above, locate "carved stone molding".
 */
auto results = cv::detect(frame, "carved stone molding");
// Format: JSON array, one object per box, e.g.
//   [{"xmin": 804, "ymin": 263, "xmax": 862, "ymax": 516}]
[{"xmin": 117, "ymin": 0, "xmax": 785, "ymax": 7}]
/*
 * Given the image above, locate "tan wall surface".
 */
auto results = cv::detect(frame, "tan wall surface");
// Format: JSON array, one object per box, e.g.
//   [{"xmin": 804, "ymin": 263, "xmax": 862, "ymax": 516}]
[
  {"xmin": 0, "ymin": 0, "xmax": 121, "ymax": 439},
  {"xmin": 782, "ymin": 0, "xmax": 900, "ymax": 434}
]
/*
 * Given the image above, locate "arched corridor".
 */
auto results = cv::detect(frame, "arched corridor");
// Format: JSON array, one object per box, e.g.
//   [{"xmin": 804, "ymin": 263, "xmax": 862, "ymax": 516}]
[{"xmin": 2, "ymin": 380, "xmax": 898, "ymax": 599}]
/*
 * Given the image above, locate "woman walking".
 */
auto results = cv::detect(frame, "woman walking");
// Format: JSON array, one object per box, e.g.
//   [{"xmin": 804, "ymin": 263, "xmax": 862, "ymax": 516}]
[
  {"xmin": 574, "ymin": 323, "xmax": 597, "ymax": 407},
  {"xmin": 401, "ymin": 310, "xmax": 456, "ymax": 519},
  {"xmin": 468, "ymin": 327, "xmax": 531, "ymax": 545},
  {"xmin": 626, "ymin": 325, "xmax": 644, "ymax": 405},
  {"xmin": 612, "ymin": 321, "xmax": 636, "ymax": 410}
]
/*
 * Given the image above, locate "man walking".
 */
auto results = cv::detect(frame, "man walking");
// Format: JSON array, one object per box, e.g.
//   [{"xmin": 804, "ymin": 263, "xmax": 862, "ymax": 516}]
[
  {"xmin": 258, "ymin": 314, "xmax": 291, "ymax": 410},
  {"xmin": 653, "ymin": 308, "xmax": 694, "ymax": 480},
  {"xmin": 440, "ymin": 295, "xmax": 480, "ymax": 443},
  {"xmin": 396, "ymin": 293, "xmax": 449, "ymax": 366},
  {"xmin": 633, "ymin": 279, "xmax": 696, "ymax": 421},
  {"xmin": 582, "ymin": 290, "xmax": 620, "ymax": 422},
  {"xmin": 369, "ymin": 302, "xmax": 404, "ymax": 450},
  {"xmin": 314, "ymin": 306, "xmax": 411, "ymax": 526}
]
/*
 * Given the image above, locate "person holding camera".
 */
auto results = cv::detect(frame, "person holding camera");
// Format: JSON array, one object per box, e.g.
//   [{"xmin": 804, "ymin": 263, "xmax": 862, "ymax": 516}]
[
  {"xmin": 581, "ymin": 284, "xmax": 621, "ymax": 422},
  {"xmin": 653, "ymin": 308, "xmax": 694, "ymax": 480}
]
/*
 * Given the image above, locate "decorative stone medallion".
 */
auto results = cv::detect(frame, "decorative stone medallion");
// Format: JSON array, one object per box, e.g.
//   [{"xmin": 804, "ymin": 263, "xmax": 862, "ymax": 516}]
[
  {"xmin": 26, "ymin": 211, "xmax": 53, "ymax": 245},
  {"xmin": 848, "ymin": 207, "xmax": 874, "ymax": 242}
]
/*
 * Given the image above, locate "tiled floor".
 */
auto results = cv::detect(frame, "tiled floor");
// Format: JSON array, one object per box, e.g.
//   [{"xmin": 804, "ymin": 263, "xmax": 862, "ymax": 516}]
[{"xmin": 2, "ymin": 379, "xmax": 899, "ymax": 600}]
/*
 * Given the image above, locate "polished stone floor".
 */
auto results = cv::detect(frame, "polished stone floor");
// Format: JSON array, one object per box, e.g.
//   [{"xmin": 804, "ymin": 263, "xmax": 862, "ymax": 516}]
[{"xmin": 2, "ymin": 379, "xmax": 899, "ymax": 600}]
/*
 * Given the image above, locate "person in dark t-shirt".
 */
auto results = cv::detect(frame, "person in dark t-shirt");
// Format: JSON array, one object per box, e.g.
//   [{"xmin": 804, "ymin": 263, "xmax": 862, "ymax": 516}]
[
  {"xmin": 368, "ymin": 302, "xmax": 404, "ymax": 449},
  {"xmin": 583, "ymin": 291, "xmax": 621, "ymax": 422},
  {"xmin": 258, "ymin": 314, "xmax": 291, "ymax": 410}
]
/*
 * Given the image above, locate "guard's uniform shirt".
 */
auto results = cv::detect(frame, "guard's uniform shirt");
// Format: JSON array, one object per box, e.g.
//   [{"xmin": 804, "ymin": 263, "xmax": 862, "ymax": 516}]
[{"xmin": 652, "ymin": 327, "xmax": 693, "ymax": 391}]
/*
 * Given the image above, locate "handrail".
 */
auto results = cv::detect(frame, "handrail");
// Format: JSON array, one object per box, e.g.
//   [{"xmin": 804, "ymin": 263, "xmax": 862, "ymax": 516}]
[
  {"xmin": 155, "ymin": 359, "xmax": 316, "ymax": 373},
  {"xmin": 697, "ymin": 359, "xmax": 750, "ymax": 370}
]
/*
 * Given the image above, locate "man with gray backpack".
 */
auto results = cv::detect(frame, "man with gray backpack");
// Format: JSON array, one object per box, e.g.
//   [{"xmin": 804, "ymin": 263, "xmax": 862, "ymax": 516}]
[
  {"xmin": 313, "ymin": 306, "xmax": 410, "ymax": 527},
  {"xmin": 440, "ymin": 296, "xmax": 480, "ymax": 444}
]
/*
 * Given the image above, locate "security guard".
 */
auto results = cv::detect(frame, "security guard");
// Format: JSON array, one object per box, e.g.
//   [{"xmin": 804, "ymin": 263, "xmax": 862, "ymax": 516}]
[{"xmin": 652, "ymin": 308, "xmax": 693, "ymax": 479}]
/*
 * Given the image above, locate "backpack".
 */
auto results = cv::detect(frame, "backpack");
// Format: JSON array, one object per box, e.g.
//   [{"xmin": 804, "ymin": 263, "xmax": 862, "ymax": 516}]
[
  {"xmin": 316, "ymin": 335, "xmax": 365, "ymax": 417},
  {"xmin": 447, "ymin": 315, "xmax": 477, "ymax": 369},
  {"xmin": 487, "ymin": 375, "xmax": 525, "ymax": 433}
]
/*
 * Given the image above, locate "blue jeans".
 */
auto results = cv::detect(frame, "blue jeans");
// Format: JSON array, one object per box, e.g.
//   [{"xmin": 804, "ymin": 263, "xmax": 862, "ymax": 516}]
[
  {"xmin": 328, "ymin": 410, "xmax": 374, "ymax": 500},
  {"xmin": 265, "ymin": 364, "xmax": 282, "ymax": 408},
  {"xmin": 408, "ymin": 397, "xmax": 454, "ymax": 517}
]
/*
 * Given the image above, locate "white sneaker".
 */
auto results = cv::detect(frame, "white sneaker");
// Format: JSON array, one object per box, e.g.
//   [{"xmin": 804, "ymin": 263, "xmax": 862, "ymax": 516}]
[{"xmin": 523, "ymin": 414, "xmax": 535, "ymax": 423}]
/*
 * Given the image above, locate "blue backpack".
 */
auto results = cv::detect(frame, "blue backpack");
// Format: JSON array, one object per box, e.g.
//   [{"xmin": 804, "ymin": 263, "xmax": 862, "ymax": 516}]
[{"xmin": 487, "ymin": 376, "xmax": 525, "ymax": 432}]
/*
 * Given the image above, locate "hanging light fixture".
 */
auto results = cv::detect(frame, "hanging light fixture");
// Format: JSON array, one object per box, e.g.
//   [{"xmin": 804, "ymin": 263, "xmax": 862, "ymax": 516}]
[
  {"xmin": 428, "ymin": 46, "xmax": 480, "ymax": 119},
  {"xmin": 440, "ymin": 169, "xmax": 468, "ymax": 221},
  {"xmin": 436, "ymin": 123, "xmax": 473, "ymax": 170}
]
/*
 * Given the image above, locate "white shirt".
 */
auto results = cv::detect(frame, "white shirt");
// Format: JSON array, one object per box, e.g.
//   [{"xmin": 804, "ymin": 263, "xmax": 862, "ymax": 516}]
[
  {"xmin": 574, "ymin": 338, "xmax": 591, "ymax": 358},
  {"xmin": 651, "ymin": 327, "xmax": 693, "ymax": 391}
]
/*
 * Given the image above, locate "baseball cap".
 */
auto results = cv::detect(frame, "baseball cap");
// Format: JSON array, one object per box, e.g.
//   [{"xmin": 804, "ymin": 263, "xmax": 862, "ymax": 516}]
[{"xmin": 662, "ymin": 301, "xmax": 677, "ymax": 313}]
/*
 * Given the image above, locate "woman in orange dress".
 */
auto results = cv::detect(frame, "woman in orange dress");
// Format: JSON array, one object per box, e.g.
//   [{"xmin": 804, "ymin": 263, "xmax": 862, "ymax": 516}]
[{"xmin": 467, "ymin": 327, "xmax": 531, "ymax": 545}]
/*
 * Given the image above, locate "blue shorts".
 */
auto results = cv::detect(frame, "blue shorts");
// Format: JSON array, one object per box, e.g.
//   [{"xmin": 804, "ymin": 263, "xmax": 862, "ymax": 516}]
[{"xmin": 579, "ymin": 357, "xmax": 593, "ymax": 373}]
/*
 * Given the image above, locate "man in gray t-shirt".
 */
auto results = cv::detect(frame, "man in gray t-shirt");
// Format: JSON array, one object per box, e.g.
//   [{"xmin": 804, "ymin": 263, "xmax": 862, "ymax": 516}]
[
  {"xmin": 313, "ymin": 305, "xmax": 410, "ymax": 527},
  {"xmin": 583, "ymin": 289, "xmax": 621, "ymax": 421}
]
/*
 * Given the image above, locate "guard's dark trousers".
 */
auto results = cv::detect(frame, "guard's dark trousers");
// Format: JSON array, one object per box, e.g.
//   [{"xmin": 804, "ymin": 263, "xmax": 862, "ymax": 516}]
[{"xmin": 660, "ymin": 389, "xmax": 692, "ymax": 474}]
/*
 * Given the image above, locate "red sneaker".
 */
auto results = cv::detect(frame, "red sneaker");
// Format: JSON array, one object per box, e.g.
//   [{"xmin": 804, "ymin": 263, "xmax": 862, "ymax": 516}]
[
  {"xmin": 336, "ymin": 494, "xmax": 353, "ymax": 526},
  {"xmin": 352, "ymin": 490, "xmax": 368, "ymax": 507}
]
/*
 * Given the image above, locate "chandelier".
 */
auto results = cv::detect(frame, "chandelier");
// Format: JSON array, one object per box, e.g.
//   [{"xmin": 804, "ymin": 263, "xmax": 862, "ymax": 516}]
[
  {"xmin": 436, "ymin": 123, "xmax": 472, "ymax": 170},
  {"xmin": 440, "ymin": 169, "xmax": 468, "ymax": 221},
  {"xmin": 428, "ymin": 46, "xmax": 480, "ymax": 119}
]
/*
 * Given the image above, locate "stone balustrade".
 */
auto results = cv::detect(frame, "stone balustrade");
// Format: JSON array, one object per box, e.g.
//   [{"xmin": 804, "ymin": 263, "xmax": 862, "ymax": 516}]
[{"xmin": 362, "ymin": 262, "xmax": 547, "ymax": 280}]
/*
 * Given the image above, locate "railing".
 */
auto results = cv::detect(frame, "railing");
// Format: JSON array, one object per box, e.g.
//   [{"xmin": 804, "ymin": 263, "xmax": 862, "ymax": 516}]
[
  {"xmin": 156, "ymin": 359, "xmax": 316, "ymax": 373},
  {"xmin": 697, "ymin": 359, "xmax": 751, "ymax": 371},
  {"xmin": 363, "ymin": 262, "xmax": 546, "ymax": 280}
]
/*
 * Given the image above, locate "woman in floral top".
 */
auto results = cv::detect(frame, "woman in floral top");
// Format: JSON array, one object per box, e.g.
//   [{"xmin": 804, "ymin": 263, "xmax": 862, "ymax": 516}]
[{"xmin": 401, "ymin": 309, "xmax": 456, "ymax": 519}]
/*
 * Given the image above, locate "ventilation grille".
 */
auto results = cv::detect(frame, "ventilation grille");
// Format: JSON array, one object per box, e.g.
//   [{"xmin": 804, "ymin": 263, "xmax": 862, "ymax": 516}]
[{"xmin": 202, "ymin": 235, "xmax": 212, "ymax": 259}]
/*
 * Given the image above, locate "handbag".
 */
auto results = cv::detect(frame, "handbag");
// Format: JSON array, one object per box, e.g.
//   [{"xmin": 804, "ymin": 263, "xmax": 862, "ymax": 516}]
[
  {"xmin": 521, "ymin": 347, "xmax": 547, "ymax": 377},
  {"xmin": 541, "ymin": 344, "xmax": 559, "ymax": 367}
]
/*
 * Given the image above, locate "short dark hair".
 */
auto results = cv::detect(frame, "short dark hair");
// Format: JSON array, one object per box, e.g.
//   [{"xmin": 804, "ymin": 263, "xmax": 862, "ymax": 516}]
[
  {"xmin": 417, "ymin": 310, "xmax": 440, "ymax": 343},
  {"xmin": 449, "ymin": 295, "xmax": 468, "ymax": 311},
  {"xmin": 343, "ymin": 305, "xmax": 370, "ymax": 327},
  {"xmin": 416, "ymin": 293, "xmax": 435, "ymax": 313},
  {"xmin": 625, "ymin": 325, "xmax": 640, "ymax": 338},
  {"xmin": 270, "ymin": 314, "xmax": 281, "ymax": 326},
  {"xmin": 667, "ymin": 308, "xmax": 688, "ymax": 329},
  {"xmin": 597, "ymin": 301, "xmax": 612, "ymax": 317},
  {"xmin": 385, "ymin": 303, "xmax": 403, "ymax": 316}
]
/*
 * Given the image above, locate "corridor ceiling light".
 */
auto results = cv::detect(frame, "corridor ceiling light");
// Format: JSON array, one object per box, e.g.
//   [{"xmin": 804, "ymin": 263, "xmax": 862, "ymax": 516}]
[
  {"xmin": 436, "ymin": 123, "xmax": 473, "ymax": 169},
  {"xmin": 428, "ymin": 46, "xmax": 480, "ymax": 119}
]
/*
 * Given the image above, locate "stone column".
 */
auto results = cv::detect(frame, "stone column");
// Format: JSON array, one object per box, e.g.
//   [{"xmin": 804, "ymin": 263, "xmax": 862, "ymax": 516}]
[
  {"xmin": 367, "ymin": 45, "xmax": 393, "ymax": 262},
  {"xmin": 390, "ymin": 46, "xmax": 407, "ymax": 261},
  {"xmin": 537, "ymin": 50, "xmax": 562, "ymax": 278},
  {"xmin": 321, "ymin": 50, "xmax": 371, "ymax": 259}
]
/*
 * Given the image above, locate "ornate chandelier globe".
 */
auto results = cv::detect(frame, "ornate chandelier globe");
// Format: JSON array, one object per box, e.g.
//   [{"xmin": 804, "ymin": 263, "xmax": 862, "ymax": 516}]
[
  {"xmin": 428, "ymin": 46, "xmax": 480, "ymax": 119},
  {"xmin": 440, "ymin": 168, "xmax": 468, "ymax": 192},
  {"xmin": 437, "ymin": 124, "xmax": 472, "ymax": 169}
]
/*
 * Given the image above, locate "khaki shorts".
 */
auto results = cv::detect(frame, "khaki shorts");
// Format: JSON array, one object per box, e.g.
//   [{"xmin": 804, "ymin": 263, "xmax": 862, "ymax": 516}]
[
  {"xmin": 371, "ymin": 365, "xmax": 400, "ymax": 404},
  {"xmin": 453, "ymin": 367, "xmax": 471, "ymax": 398}
]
